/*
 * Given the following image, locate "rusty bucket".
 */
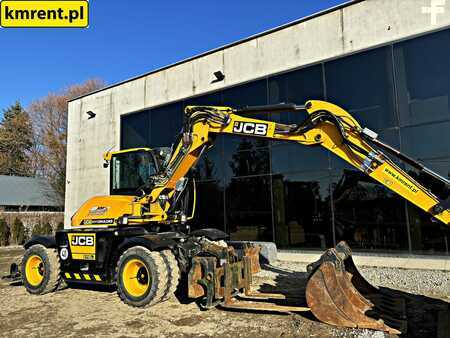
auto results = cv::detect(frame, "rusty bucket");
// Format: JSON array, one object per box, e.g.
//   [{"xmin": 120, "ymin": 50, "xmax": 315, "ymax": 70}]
[{"xmin": 305, "ymin": 241, "xmax": 407, "ymax": 335}]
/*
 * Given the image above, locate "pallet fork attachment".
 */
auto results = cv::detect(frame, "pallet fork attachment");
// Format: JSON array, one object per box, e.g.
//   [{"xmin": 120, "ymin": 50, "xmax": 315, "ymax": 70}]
[
  {"xmin": 188, "ymin": 243, "xmax": 309, "ymax": 313},
  {"xmin": 188, "ymin": 241, "xmax": 407, "ymax": 334}
]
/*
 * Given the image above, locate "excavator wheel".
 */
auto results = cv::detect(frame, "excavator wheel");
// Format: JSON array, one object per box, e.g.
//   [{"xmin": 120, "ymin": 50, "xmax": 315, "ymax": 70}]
[
  {"xmin": 305, "ymin": 241, "xmax": 407, "ymax": 335},
  {"xmin": 116, "ymin": 246, "xmax": 168, "ymax": 307},
  {"xmin": 160, "ymin": 249, "xmax": 180, "ymax": 301},
  {"xmin": 21, "ymin": 244, "xmax": 62, "ymax": 295}
]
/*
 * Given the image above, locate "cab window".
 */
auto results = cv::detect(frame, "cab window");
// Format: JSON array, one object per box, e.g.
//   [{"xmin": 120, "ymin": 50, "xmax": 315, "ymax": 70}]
[{"xmin": 111, "ymin": 151, "xmax": 157, "ymax": 195}]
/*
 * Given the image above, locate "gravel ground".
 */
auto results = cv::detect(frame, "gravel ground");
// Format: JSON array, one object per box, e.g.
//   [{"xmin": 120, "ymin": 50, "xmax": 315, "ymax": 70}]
[
  {"xmin": 0, "ymin": 247, "xmax": 449, "ymax": 338},
  {"xmin": 359, "ymin": 266, "xmax": 450, "ymax": 298},
  {"xmin": 271, "ymin": 261, "xmax": 450, "ymax": 299}
]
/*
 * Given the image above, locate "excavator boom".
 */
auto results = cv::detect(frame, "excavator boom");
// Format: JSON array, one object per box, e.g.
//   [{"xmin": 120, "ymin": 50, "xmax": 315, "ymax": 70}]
[{"xmin": 147, "ymin": 100, "xmax": 448, "ymax": 226}]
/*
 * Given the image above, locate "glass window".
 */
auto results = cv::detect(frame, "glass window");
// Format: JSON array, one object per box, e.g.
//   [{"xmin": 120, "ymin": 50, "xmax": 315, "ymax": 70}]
[
  {"xmin": 272, "ymin": 143, "xmax": 329, "ymax": 174},
  {"xmin": 331, "ymin": 167, "xmax": 409, "ymax": 252},
  {"xmin": 193, "ymin": 137, "xmax": 224, "ymax": 182},
  {"xmin": 394, "ymin": 29, "xmax": 450, "ymax": 126},
  {"xmin": 325, "ymin": 47, "xmax": 397, "ymax": 130},
  {"xmin": 149, "ymin": 102, "xmax": 183, "ymax": 148},
  {"xmin": 222, "ymin": 80, "xmax": 270, "ymax": 150},
  {"xmin": 225, "ymin": 175, "xmax": 273, "ymax": 241},
  {"xmin": 272, "ymin": 171, "xmax": 333, "ymax": 249},
  {"xmin": 405, "ymin": 158, "xmax": 449, "ymax": 255},
  {"xmin": 111, "ymin": 150, "xmax": 157, "ymax": 195},
  {"xmin": 184, "ymin": 93, "xmax": 225, "ymax": 182},
  {"xmin": 184, "ymin": 92, "xmax": 222, "ymax": 107},
  {"xmin": 400, "ymin": 121, "xmax": 450, "ymax": 160},
  {"xmin": 268, "ymin": 64, "xmax": 325, "ymax": 125},
  {"xmin": 191, "ymin": 180, "xmax": 225, "ymax": 232},
  {"xmin": 223, "ymin": 146, "xmax": 270, "ymax": 180},
  {"xmin": 121, "ymin": 111, "xmax": 150, "ymax": 149}
]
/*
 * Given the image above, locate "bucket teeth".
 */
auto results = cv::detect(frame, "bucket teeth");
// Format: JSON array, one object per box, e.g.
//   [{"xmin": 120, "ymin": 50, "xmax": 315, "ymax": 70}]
[{"xmin": 305, "ymin": 241, "xmax": 407, "ymax": 335}]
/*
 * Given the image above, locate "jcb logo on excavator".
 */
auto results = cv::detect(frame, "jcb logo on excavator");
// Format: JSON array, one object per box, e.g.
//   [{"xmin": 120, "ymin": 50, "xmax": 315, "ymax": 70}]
[
  {"xmin": 70, "ymin": 235, "xmax": 94, "ymax": 246},
  {"xmin": 233, "ymin": 122, "xmax": 268, "ymax": 136},
  {"xmin": 67, "ymin": 233, "xmax": 96, "ymax": 260}
]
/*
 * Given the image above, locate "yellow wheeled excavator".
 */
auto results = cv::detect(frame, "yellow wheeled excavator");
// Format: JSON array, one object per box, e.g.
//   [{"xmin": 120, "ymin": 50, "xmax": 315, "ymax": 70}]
[{"xmin": 8, "ymin": 100, "xmax": 449, "ymax": 335}]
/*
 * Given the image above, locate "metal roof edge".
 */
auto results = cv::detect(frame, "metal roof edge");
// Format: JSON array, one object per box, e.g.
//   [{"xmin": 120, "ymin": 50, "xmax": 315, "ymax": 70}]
[{"xmin": 68, "ymin": 0, "xmax": 362, "ymax": 103}]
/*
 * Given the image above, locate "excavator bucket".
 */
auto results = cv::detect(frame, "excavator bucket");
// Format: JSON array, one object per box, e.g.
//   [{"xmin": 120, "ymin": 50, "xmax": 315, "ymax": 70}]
[{"xmin": 305, "ymin": 241, "xmax": 407, "ymax": 335}]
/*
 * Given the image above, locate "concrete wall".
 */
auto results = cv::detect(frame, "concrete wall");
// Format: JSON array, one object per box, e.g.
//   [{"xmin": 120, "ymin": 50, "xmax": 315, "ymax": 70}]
[{"xmin": 65, "ymin": 0, "xmax": 450, "ymax": 226}]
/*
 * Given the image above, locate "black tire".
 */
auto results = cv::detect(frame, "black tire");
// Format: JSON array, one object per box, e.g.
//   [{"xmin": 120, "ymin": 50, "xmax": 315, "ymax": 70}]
[
  {"xmin": 160, "ymin": 249, "xmax": 180, "ymax": 301},
  {"xmin": 116, "ymin": 246, "xmax": 168, "ymax": 307},
  {"xmin": 21, "ymin": 244, "xmax": 62, "ymax": 295}
]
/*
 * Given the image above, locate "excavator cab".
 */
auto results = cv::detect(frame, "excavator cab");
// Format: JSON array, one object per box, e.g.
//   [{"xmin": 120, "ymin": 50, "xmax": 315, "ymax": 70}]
[{"xmin": 106, "ymin": 148, "xmax": 160, "ymax": 196}]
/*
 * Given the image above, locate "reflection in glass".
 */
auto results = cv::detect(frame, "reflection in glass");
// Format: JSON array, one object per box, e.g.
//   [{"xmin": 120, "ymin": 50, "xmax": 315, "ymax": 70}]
[
  {"xmin": 394, "ymin": 29, "xmax": 450, "ymax": 126},
  {"xmin": 272, "ymin": 171, "xmax": 333, "ymax": 249},
  {"xmin": 121, "ymin": 111, "xmax": 150, "ymax": 149},
  {"xmin": 331, "ymin": 169, "xmax": 409, "ymax": 252},
  {"xmin": 192, "ymin": 180, "xmax": 224, "ymax": 232},
  {"xmin": 223, "ymin": 140, "xmax": 270, "ymax": 179},
  {"xmin": 223, "ymin": 80, "xmax": 270, "ymax": 150},
  {"xmin": 149, "ymin": 102, "xmax": 183, "ymax": 148},
  {"xmin": 404, "ymin": 160, "xmax": 449, "ymax": 255},
  {"xmin": 193, "ymin": 136, "xmax": 224, "ymax": 182},
  {"xmin": 325, "ymin": 47, "xmax": 396, "ymax": 130},
  {"xmin": 272, "ymin": 143, "xmax": 329, "ymax": 174},
  {"xmin": 268, "ymin": 64, "xmax": 324, "ymax": 125},
  {"xmin": 226, "ymin": 176, "xmax": 273, "ymax": 241},
  {"xmin": 400, "ymin": 121, "xmax": 450, "ymax": 160}
]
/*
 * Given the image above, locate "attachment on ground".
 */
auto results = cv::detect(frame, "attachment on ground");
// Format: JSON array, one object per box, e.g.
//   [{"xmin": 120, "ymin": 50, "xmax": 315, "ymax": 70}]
[
  {"xmin": 305, "ymin": 241, "xmax": 407, "ymax": 335},
  {"xmin": 2, "ymin": 262, "xmax": 22, "ymax": 283}
]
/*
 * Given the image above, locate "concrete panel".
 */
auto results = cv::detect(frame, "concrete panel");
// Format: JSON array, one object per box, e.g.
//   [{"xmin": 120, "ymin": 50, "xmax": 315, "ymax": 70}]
[
  {"xmin": 111, "ymin": 77, "xmax": 146, "ymax": 117},
  {"xmin": 343, "ymin": 0, "xmax": 450, "ymax": 52},
  {"xmin": 65, "ymin": 100, "xmax": 82, "ymax": 227},
  {"xmin": 224, "ymin": 11, "xmax": 343, "ymax": 86},
  {"xmin": 65, "ymin": 90, "xmax": 115, "ymax": 227},
  {"xmin": 256, "ymin": 11, "xmax": 344, "ymax": 78},
  {"xmin": 144, "ymin": 61, "xmax": 196, "ymax": 107},
  {"xmin": 192, "ymin": 50, "xmax": 225, "ymax": 94},
  {"xmin": 144, "ymin": 70, "xmax": 168, "ymax": 107},
  {"xmin": 111, "ymin": 77, "xmax": 146, "ymax": 148}
]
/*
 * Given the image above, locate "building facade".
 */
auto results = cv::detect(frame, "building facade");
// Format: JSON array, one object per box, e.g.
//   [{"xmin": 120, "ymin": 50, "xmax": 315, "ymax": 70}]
[{"xmin": 66, "ymin": 0, "xmax": 450, "ymax": 256}]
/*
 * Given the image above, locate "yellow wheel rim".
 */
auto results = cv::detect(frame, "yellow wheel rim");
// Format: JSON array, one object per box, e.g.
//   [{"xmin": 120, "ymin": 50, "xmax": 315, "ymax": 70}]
[
  {"xmin": 122, "ymin": 259, "xmax": 150, "ymax": 298},
  {"xmin": 25, "ymin": 255, "xmax": 44, "ymax": 286}
]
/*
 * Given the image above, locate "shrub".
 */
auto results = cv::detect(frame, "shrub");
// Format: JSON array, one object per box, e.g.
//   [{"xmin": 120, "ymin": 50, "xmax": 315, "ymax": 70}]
[
  {"xmin": 0, "ymin": 219, "xmax": 10, "ymax": 246},
  {"xmin": 42, "ymin": 222, "xmax": 53, "ymax": 235},
  {"xmin": 11, "ymin": 218, "xmax": 25, "ymax": 244},
  {"xmin": 56, "ymin": 222, "xmax": 64, "ymax": 231},
  {"xmin": 32, "ymin": 223, "xmax": 43, "ymax": 237}
]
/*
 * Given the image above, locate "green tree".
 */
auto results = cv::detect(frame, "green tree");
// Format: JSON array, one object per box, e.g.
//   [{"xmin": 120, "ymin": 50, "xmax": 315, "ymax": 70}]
[
  {"xmin": 0, "ymin": 102, "xmax": 34, "ymax": 176},
  {"xmin": 0, "ymin": 219, "xmax": 11, "ymax": 246},
  {"xmin": 56, "ymin": 222, "xmax": 64, "ymax": 230},
  {"xmin": 11, "ymin": 218, "xmax": 25, "ymax": 244}
]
